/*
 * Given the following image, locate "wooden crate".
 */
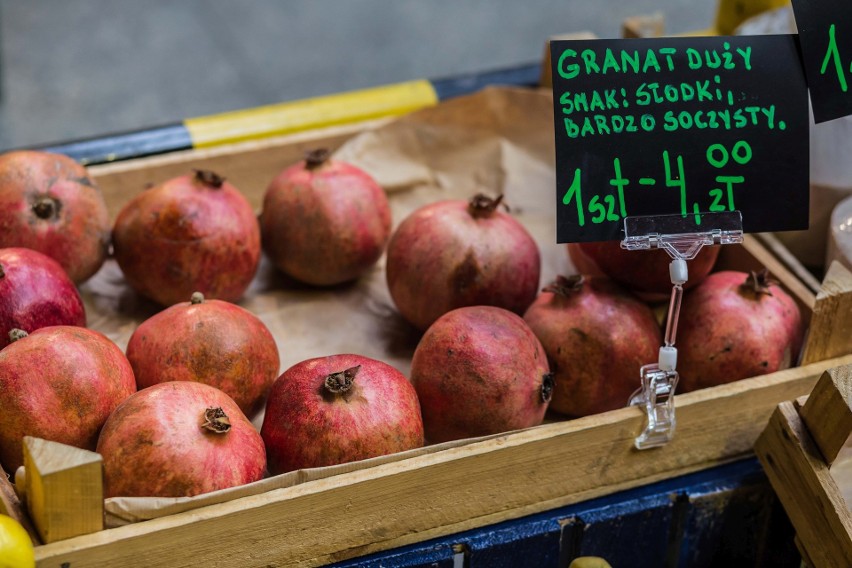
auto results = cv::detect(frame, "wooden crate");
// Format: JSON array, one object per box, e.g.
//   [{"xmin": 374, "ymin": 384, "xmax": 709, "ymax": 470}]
[
  {"xmin": 756, "ymin": 364, "xmax": 852, "ymax": 567},
  {"xmin": 3, "ymin": 113, "xmax": 851, "ymax": 567}
]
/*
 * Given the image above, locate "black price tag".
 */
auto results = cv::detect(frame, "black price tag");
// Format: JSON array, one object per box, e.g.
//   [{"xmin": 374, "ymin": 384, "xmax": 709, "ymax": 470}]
[
  {"xmin": 791, "ymin": 0, "xmax": 852, "ymax": 123},
  {"xmin": 550, "ymin": 35, "xmax": 809, "ymax": 243}
]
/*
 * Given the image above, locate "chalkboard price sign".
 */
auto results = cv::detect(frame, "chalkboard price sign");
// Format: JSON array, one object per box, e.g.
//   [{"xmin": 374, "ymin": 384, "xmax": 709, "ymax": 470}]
[
  {"xmin": 791, "ymin": 0, "xmax": 852, "ymax": 123},
  {"xmin": 550, "ymin": 35, "xmax": 809, "ymax": 243}
]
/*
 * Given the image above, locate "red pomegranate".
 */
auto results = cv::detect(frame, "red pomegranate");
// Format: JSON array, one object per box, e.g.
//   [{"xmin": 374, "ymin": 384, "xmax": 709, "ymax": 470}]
[
  {"xmin": 410, "ymin": 306, "xmax": 552, "ymax": 443},
  {"xmin": 0, "ymin": 326, "xmax": 136, "ymax": 472},
  {"xmin": 260, "ymin": 148, "xmax": 392, "ymax": 286},
  {"xmin": 386, "ymin": 194, "xmax": 541, "ymax": 330},
  {"xmin": 261, "ymin": 354, "xmax": 423, "ymax": 475},
  {"xmin": 112, "ymin": 169, "xmax": 261, "ymax": 307},
  {"xmin": 97, "ymin": 381, "xmax": 265, "ymax": 497},
  {"xmin": 568, "ymin": 241, "xmax": 720, "ymax": 302},
  {"xmin": 0, "ymin": 248, "xmax": 85, "ymax": 348},
  {"xmin": 676, "ymin": 269, "xmax": 803, "ymax": 392},
  {"xmin": 126, "ymin": 292, "xmax": 280, "ymax": 416},
  {"xmin": 523, "ymin": 275, "xmax": 662, "ymax": 417},
  {"xmin": 0, "ymin": 150, "xmax": 110, "ymax": 283}
]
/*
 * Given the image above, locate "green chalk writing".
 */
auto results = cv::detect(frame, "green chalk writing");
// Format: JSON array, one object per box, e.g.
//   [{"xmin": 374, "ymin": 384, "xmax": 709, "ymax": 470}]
[
  {"xmin": 561, "ymin": 143, "xmax": 753, "ymax": 226},
  {"xmin": 821, "ymin": 24, "xmax": 849, "ymax": 92}
]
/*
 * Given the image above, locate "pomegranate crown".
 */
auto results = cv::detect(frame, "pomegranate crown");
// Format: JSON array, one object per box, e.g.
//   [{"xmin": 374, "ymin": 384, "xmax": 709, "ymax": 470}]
[
  {"xmin": 542, "ymin": 274, "xmax": 585, "ymax": 297},
  {"xmin": 201, "ymin": 407, "xmax": 231, "ymax": 434},
  {"xmin": 304, "ymin": 148, "xmax": 331, "ymax": 170},
  {"xmin": 192, "ymin": 169, "xmax": 226, "ymax": 189},
  {"xmin": 468, "ymin": 193, "xmax": 509, "ymax": 217},
  {"xmin": 741, "ymin": 269, "xmax": 778, "ymax": 296},
  {"xmin": 324, "ymin": 365, "xmax": 361, "ymax": 395}
]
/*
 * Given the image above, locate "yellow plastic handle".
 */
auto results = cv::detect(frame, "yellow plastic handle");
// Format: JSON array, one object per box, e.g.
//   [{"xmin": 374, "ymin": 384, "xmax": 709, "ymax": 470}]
[{"xmin": 185, "ymin": 79, "xmax": 438, "ymax": 148}]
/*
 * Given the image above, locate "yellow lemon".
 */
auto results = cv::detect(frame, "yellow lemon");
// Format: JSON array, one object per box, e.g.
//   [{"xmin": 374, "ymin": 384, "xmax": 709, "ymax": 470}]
[
  {"xmin": 569, "ymin": 557, "xmax": 613, "ymax": 568},
  {"xmin": 0, "ymin": 514, "xmax": 35, "ymax": 568}
]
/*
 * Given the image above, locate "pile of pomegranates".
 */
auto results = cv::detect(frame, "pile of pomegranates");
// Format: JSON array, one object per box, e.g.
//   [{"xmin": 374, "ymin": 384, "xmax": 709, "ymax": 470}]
[{"xmin": 0, "ymin": 142, "xmax": 812, "ymax": 502}]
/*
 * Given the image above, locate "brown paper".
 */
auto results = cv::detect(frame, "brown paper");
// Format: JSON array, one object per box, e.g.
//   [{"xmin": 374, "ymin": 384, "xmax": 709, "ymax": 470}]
[{"xmin": 76, "ymin": 86, "xmax": 575, "ymax": 527}]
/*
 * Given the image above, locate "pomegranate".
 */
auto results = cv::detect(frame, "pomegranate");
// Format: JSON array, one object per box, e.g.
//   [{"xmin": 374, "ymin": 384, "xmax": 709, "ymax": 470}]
[
  {"xmin": 0, "ymin": 150, "xmax": 110, "ymax": 283},
  {"xmin": 386, "ymin": 194, "xmax": 541, "ymax": 330},
  {"xmin": 97, "ymin": 381, "xmax": 265, "ymax": 497},
  {"xmin": 568, "ymin": 241, "xmax": 720, "ymax": 302},
  {"xmin": 261, "ymin": 354, "xmax": 423, "ymax": 475},
  {"xmin": 126, "ymin": 292, "xmax": 280, "ymax": 416},
  {"xmin": 0, "ymin": 326, "xmax": 136, "ymax": 472},
  {"xmin": 523, "ymin": 275, "xmax": 662, "ymax": 417},
  {"xmin": 260, "ymin": 148, "xmax": 391, "ymax": 286},
  {"xmin": 0, "ymin": 248, "xmax": 85, "ymax": 349},
  {"xmin": 112, "ymin": 169, "xmax": 261, "ymax": 307},
  {"xmin": 676, "ymin": 269, "xmax": 803, "ymax": 392},
  {"xmin": 410, "ymin": 306, "xmax": 552, "ymax": 443}
]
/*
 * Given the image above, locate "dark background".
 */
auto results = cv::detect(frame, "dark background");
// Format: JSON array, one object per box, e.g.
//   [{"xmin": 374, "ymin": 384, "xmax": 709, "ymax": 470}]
[{"xmin": 0, "ymin": 0, "xmax": 716, "ymax": 150}]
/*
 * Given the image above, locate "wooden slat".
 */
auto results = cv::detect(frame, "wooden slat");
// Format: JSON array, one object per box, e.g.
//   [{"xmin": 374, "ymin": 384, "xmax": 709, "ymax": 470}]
[
  {"xmin": 34, "ymin": 355, "xmax": 851, "ymax": 568},
  {"xmin": 88, "ymin": 118, "xmax": 393, "ymax": 218},
  {"xmin": 755, "ymin": 402, "xmax": 852, "ymax": 568},
  {"xmin": 756, "ymin": 233, "xmax": 822, "ymax": 294},
  {"xmin": 801, "ymin": 262, "xmax": 852, "ymax": 365},
  {"xmin": 799, "ymin": 365, "xmax": 852, "ymax": 465}
]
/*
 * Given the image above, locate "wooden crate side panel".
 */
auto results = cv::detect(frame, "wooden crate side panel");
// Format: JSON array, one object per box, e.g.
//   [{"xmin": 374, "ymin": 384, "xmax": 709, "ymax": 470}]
[
  {"xmin": 755, "ymin": 403, "xmax": 852, "ymax": 568},
  {"xmin": 35, "ymin": 356, "xmax": 850, "ymax": 568}
]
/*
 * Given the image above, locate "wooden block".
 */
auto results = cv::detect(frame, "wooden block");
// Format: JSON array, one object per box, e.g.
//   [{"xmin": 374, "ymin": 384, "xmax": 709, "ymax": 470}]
[
  {"xmin": 800, "ymin": 365, "xmax": 852, "ymax": 465},
  {"xmin": 539, "ymin": 32, "xmax": 598, "ymax": 89},
  {"xmin": 755, "ymin": 402, "xmax": 852, "ymax": 567},
  {"xmin": 621, "ymin": 13, "xmax": 665, "ymax": 39},
  {"xmin": 23, "ymin": 437, "xmax": 103, "ymax": 543},
  {"xmin": 801, "ymin": 261, "xmax": 852, "ymax": 366}
]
